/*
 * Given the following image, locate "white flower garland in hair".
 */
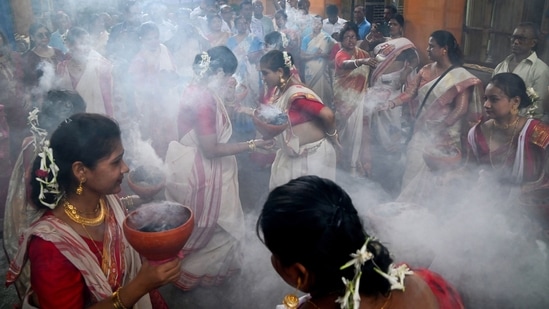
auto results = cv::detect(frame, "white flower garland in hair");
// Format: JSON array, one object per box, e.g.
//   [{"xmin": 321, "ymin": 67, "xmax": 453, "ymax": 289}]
[
  {"xmin": 198, "ymin": 51, "xmax": 211, "ymax": 78},
  {"xmin": 336, "ymin": 238, "xmax": 412, "ymax": 309},
  {"xmin": 525, "ymin": 87, "xmax": 541, "ymax": 118},
  {"xmin": 28, "ymin": 108, "xmax": 61, "ymax": 209},
  {"xmin": 280, "ymin": 32, "xmax": 289, "ymax": 49},
  {"xmin": 282, "ymin": 51, "xmax": 292, "ymax": 69}
]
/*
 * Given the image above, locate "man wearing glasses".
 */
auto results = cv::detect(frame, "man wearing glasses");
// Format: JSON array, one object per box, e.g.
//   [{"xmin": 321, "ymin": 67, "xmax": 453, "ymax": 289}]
[{"xmin": 493, "ymin": 22, "xmax": 549, "ymax": 118}]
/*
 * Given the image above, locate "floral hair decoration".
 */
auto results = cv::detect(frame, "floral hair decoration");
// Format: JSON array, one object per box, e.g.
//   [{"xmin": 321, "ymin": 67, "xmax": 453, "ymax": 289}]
[
  {"xmin": 282, "ymin": 51, "xmax": 292, "ymax": 69},
  {"xmin": 525, "ymin": 87, "xmax": 540, "ymax": 118},
  {"xmin": 280, "ymin": 32, "xmax": 289, "ymax": 49},
  {"xmin": 198, "ymin": 51, "xmax": 211, "ymax": 78},
  {"xmin": 336, "ymin": 238, "xmax": 413, "ymax": 309},
  {"xmin": 28, "ymin": 108, "xmax": 61, "ymax": 209}
]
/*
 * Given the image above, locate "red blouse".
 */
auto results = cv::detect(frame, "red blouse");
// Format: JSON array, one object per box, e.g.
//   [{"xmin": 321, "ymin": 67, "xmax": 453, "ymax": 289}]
[
  {"xmin": 288, "ymin": 97, "xmax": 324, "ymax": 126},
  {"xmin": 29, "ymin": 235, "xmax": 93, "ymax": 308},
  {"xmin": 178, "ymin": 85, "xmax": 224, "ymax": 138}
]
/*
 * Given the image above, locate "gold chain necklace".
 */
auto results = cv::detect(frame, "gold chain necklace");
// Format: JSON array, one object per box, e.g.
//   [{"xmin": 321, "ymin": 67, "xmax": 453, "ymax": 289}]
[
  {"xmin": 80, "ymin": 223, "xmax": 105, "ymax": 262},
  {"xmin": 64, "ymin": 199, "xmax": 106, "ymax": 226},
  {"xmin": 488, "ymin": 117, "xmax": 519, "ymax": 169}
]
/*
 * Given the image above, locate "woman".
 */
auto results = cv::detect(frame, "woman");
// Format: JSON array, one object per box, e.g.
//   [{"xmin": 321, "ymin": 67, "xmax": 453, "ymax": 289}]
[
  {"xmin": 259, "ymin": 50, "xmax": 339, "ymax": 189},
  {"xmin": 164, "ymin": 8, "xmax": 210, "ymax": 83},
  {"xmin": 263, "ymin": 31, "xmax": 302, "ymax": 88},
  {"xmin": 86, "ymin": 13, "xmax": 110, "ymax": 56},
  {"xmin": 300, "ymin": 16, "xmax": 335, "ymax": 105},
  {"xmin": 57, "ymin": 27, "xmax": 114, "ymax": 117},
  {"xmin": 128, "ymin": 22, "xmax": 179, "ymax": 158},
  {"xmin": 226, "ymin": 16, "xmax": 263, "ymax": 138},
  {"xmin": 49, "ymin": 11, "xmax": 70, "ymax": 53},
  {"xmin": 359, "ymin": 22, "xmax": 385, "ymax": 52},
  {"xmin": 467, "ymin": 73, "xmax": 549, "ymax": 232},
  {"xmin": 3, "ymin": 90, "xmax": 86, "ymax": 297},
  {"xmin": 274, "ymin": 10, "xmax": 301, "ymax": 70},
  {"xmin": 258, "ymin": 175, "xmax": 465, "ymax": 309},
  {"xmin": 0, "ymin": 30, "xmax": 25, "ymax": 162},
  {"xmin": 164, "ymin": 46, "xmax": 273, "ymax": 290},
  {"xmin": 333, "ymin": 22, "xmax": 376, "ymax": 177},
  {"xmin": 6, "ymin": 113, "xmax": 181, "ymax": 308},
  {"xmin": 367, "ymin": 14, "xmax": 419, "ymax": 193},
  {"xmin": 21, "ymin": 23, "xmax": 65, "ymax": 99},
  {"xmin": 205, "ymin": 14, "xmax": 230, "ymax": 47},
  {"xmin": 380, "ymin": 30, "xmax": 483, "ymax": 202},
  {"xmin": 0, "ymin": 29, "xmax": 25, "ymax": 235}
]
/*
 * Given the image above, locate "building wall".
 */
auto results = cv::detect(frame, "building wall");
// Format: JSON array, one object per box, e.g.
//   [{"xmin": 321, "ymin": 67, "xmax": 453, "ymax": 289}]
[{"xmin": 403, "ymin": 0, "xmax": 466, "ymax": 66}]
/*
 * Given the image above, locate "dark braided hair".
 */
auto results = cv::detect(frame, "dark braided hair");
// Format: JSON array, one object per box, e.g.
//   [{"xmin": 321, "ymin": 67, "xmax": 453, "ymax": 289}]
[{"xmin": 257, "ymin": 176, "xmax": 393, "ymax": 297}]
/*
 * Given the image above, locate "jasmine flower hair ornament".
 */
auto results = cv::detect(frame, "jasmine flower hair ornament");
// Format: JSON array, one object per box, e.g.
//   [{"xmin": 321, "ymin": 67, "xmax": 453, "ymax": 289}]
[
  {"xmin": 282, "ymin": 51, "xmax": 292, "ymax": 69},
  {"xmin": 336, "ymin": 238, "xmax": 413, "ymax": 309},
  {"xmin": 525, "ymin": 87, "xmax": 540, "ymax": 118},
  {"xmin": 280, "ymin": 32, "xmax": 289, "ymax": 49},
  {"xmin": 28, "ymin": 108, "xmax": 61, "ymax": 209},
  {"xmin": 198, "ymin": 51, "xmax": 211, "ymax": 77}
]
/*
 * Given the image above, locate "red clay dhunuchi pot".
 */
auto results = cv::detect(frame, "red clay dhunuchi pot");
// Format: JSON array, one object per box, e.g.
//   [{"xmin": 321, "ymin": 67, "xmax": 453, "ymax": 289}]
[
  {"xmin": 253, "ymin": 108, "xmax": 288, "ymax": 139},
  {"xmin": 123, "ymin": 202, "xmax": 194, "ymax": 261}
]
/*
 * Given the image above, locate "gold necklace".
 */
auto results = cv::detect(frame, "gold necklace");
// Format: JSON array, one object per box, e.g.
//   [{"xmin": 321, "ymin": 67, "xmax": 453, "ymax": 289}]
[
  {"xmin": 80, "ymin": 223, "xmax": 108, "ymax": 275},
  {"xmin": 64, "ymin": 199, "xmax": 106, "ymax": 226},
  {"xmin": 81, "ymin": 223, "xmax": 105, "ymax": 261},
  {"xmin": 493, "ymin": 117, "xmax": 518, "ymax": 129},
  {"xmin": 488, "ymin": 118, "xmax": 519, "ymax": 169}
]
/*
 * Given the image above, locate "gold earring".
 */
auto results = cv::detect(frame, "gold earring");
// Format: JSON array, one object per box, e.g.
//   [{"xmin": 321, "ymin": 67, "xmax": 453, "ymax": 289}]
[
  {"xmin": 512, "ymin": 105, "xmax": 519, "ymax": 115},
  {"xmin": 282, "ymin": 277, "xmax": 300, "ymax": 309},
  {"xmin": 76, "ymin": 178, "xmax": 85, "ymax": 195},
  {"xmin": 279, "ymin": 76, "xmax": 286, "ymax": 88}
]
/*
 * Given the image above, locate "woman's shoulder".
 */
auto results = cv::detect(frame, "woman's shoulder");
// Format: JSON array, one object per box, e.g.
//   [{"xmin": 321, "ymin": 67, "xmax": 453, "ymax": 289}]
[
  {"xmin": 182, "ymin": 84, "xmax": 217, "ymax": 108},
  {"xmin": 409, "ymin": 268, "xmax": 464, "ymax": 309},
  {"xmin": 528, "ymin": 119, "xmax": 549, "ymax": 149},
  {"xmin": 385, "ymin": 272, "xmax": 440, "ymax": 309}
]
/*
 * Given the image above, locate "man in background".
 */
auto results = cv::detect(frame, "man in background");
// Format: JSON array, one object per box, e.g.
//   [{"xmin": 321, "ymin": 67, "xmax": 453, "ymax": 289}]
[
  {"xmin": 378, "ymin": 4, "xmax": 397, "ymax": 37},
  {"xmin": 253, "ymin": 0, "xmax": 274, "ymax": 40},
  {"xmin": 323, "ymin": 4, "xmax": 347, "ymax": 40},
  {"xmin": 353, "ymin": 6, "xmax": 370, "ymax": 40},
  {"xmin": 493, "ymin": 22, "xmax": 549, "ymax": 118}
]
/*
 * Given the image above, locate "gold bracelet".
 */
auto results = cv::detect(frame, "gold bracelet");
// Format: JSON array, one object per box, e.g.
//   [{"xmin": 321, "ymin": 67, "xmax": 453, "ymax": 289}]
[
  {"xmin": 112, "ymin": 288, "xmax": 128, "ymax": 309},
  {"xmin": 326, "ymin": 129, "xmax": 338, "ymax": 137},
  {"xmin": 247, "ymin": 139, "xmax": 256, "ymax": 152}
]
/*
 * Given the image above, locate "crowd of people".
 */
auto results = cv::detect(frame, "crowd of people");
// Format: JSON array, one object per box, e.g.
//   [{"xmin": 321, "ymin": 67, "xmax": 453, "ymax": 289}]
[{"xmin": 1, "ymin": 0, "xmax": 549, "ymax": 308}]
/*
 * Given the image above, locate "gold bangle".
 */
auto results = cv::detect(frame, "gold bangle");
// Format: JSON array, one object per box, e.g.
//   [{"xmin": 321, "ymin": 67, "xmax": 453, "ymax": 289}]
[
  {"xmin": 326, "ymin": 129, "xmax": 338, "ymax": 137},
  {"xmin": 112, "ymin": 288, "xmax": 128, "ymax": 309},
  {"xmin": 247, "ymin": 139, "xmax": 256, "ymax": 152}
]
